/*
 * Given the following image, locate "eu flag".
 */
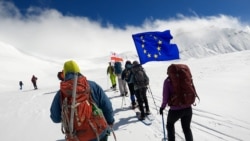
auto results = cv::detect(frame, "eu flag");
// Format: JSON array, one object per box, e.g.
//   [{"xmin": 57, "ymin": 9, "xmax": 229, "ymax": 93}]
[{"xmin": 132, "ymin": 30, "xmax": 180, "ymax": 64}]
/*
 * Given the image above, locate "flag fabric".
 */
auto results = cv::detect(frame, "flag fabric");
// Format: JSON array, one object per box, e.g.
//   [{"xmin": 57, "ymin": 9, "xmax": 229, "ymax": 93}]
[
  {"xmin": 110, "ymin": 52, "xmax": 123, "ymax": 62},
  {"xmin": 132, "ymin": 30, "xmax": 180, "ymax": 64}
]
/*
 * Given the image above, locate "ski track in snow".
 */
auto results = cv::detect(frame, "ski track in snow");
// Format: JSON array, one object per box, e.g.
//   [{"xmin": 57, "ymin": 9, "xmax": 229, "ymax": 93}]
[
  {"xmin": 108, "ymin": 88, "xmax": 250, "ymax": 141},
  {"xmin": 1, "ymin": 79, "xmax": 250, "ymax": 141},
  {"xmin": 8, "ymin": 86, "xmax": 249, "ymax": 141},
  {"xmin": 192, "ymin": 108, "xmax": 250, "ymax": 141}
]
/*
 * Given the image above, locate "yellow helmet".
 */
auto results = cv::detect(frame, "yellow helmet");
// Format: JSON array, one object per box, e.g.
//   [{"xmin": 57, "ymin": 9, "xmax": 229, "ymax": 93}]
[{"xmin": 63, "ymin": 60, "xmax": 80, "ymax": 76}]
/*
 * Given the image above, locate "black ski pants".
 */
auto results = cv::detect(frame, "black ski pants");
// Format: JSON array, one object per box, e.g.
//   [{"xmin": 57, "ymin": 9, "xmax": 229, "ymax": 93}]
[
  {"xmin": 32, "ymin": 81, "xmax": 37, "ymax": 89},
  {"xmin": 127, "ymin": 83, "xmax": 136, "ymax": 105},
  {"xmin": 167, "ymin": 107, "xmax": 193, "ymax": 141},
  {"xmin": 135, "ymin": 87, "xmax": 149, "ymax": 117}
]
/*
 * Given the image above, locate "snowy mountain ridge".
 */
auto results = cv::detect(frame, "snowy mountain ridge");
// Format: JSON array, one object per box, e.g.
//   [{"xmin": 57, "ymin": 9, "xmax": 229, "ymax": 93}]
[{"xmin": 174, "ymin": 27, "xmax": 250, "ymax": 59}]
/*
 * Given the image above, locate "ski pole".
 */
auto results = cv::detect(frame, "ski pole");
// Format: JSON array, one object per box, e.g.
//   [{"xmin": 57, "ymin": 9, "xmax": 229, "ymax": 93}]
[
  {"xmin": 110, "ymin": 127, "xmax": 117, "ymax": 141},
  {"xmin": 107, "ymin": 74, "xmax": 110, "ymax": 89},
  {"xmin": 124, "ymin": 95, "xmax": 126, "ymax": 106},
  {"xmin": 121, "ymin": 95, "xmax": 126, "ymax": 108},
  {"xmin": 162, "ymin": 113, "xmax": 167, "ymax": 141},
  {"xmin": 147, "ymin": 86, "xmax": 158, "ymax": 114},
  {"xmin": 121, "ymin": 96, "xmax": 124, "ymax": 108}
]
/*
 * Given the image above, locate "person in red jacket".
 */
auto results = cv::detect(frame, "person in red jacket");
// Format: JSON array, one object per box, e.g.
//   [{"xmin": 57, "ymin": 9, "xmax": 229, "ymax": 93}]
[{"xmin": 31, "ymin": 75, "xmax": 38, "ymax": 89}]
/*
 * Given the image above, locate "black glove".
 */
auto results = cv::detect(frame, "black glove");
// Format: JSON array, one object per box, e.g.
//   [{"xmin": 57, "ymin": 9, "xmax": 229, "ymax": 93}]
[{"xmin": 159, "ymin": 107, "xmax": 164, "ymax": 115}]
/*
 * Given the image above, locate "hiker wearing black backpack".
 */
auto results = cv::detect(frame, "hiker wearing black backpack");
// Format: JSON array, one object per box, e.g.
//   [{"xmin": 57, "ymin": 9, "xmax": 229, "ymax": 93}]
[
  {"xmin": 19, "ymin": 81, "xmax": 23, "ymax": 90},
  {"xmin": 50, "ymin": 60, "xmax": 115, "ymax": 141},
  {"xmin": 107, "ymin": 62, "xmax": 117, "ymax": 90},
  {"xmin": 131, "ymin": 60, "xmax": 150, "ymax": 120},
  {"xmin": 121, "ymin": 60, "xmax": 137, "ymax": 109},
  {"xmin": 114, "ymin": 61, "xmax": 128, "ymax": 96},
  {"xmin": 159, "ymin": 64, "xmax": 198, "ymax": 141}
]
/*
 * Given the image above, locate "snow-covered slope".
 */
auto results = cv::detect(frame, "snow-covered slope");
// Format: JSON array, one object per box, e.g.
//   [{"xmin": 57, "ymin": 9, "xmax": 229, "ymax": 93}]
[
  {"xmin": 0, "ymin": 42, "xmax": 62, "ymax": 90},
  {"xmin": 0, "ymin": 37, "xmax": 250, "ymax": 140}
]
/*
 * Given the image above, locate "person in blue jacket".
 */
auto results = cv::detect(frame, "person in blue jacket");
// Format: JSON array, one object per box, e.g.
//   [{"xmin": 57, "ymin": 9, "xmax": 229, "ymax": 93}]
[{"xmin": 50, "ymin": 60, "xmax": 115, "ymax": 141}]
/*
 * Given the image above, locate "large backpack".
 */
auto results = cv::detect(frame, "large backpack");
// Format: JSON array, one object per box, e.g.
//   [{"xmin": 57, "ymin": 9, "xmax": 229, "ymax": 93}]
[
  {"xmin": 60, "ymin": 74, "xmax": 108, "ymax": 141},
  {"xmin": 132, "ymin": 65, "xmax": 149, "ymax": 87},
  {"xmin": 123, "ymin": 68, "xmax": 132, "ymax": 82},
  {"xmin": 114, "ymin": 62, "xmax": 122, "ymax": 74},
  {"xmin": 167, "ymin": 64, "xmax": 199, "ymax": 106}
]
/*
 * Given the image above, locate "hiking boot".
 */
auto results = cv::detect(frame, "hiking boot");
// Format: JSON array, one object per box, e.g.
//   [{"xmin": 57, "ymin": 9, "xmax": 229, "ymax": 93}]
[
  {"xmin": 138, "ymin": 115, "xmax": 145, "ymax": 121},
  {"xmin": 111, "ymin": 86, "xmax": 117, "ymax": 91},
  {"xmin": 131, "ymin": 105, "xmax": 136, "ymax": 109},
  {"xmin": 145, "ymin": 111, "xmax": 151, "ymax": 115},
  {"xmin": 112, "ymin": 84, "xmax": 116, "ymax": 89},
  {"xmin": 131, "ymin": 102, "xmax": 138, "ymax": 109},
  {"xmin": 131, "ymin": 104, "xmax": 137, "ymax": 109}
]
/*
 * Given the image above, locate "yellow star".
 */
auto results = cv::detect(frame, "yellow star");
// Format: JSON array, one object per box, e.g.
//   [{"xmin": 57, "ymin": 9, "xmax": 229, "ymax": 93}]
[
  {"xmin": 158, "ymin": 40, "xmax": 162, "ymax": 44},
  {"xmin": 144, "ymin": 49, "xmax": 147, "ymax": 54},
  {"xmin": 157, "ymin": 46, "xmax": 161, "ymax": 51},
  {"xmin": 147, "ymin": 53, "xmax": 151, "ymax": 58}
]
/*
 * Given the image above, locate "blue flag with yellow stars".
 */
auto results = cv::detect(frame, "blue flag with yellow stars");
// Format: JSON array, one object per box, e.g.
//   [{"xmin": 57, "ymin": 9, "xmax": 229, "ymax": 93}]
[{"xmin": 132, "ymin": 30, "xmax": 180, "ymax": 64}]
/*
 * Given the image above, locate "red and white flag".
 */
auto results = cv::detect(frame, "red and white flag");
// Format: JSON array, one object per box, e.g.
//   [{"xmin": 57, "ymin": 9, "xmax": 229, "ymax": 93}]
[{"xmin": 110, "ymin": 52, "xmax": 123, "ymax": 62}]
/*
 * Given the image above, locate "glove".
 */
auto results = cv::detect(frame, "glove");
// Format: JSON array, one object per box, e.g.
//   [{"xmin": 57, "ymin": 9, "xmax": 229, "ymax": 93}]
[
  {"xmin": 109, "ymin": 123, "xmax": 114, "ymax": 129},
  {"xmin": 108, "ymin": 120, "xmax": 114, "ymax": 129},
  {"xmin": 159, "ymin": 107, "xmax": 164, "ymax": 115}
]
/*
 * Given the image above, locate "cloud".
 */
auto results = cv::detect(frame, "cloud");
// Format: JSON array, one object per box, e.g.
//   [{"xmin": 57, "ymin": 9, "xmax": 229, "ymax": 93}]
[
  {"xmin": 0, "ymin": 1, "xmax": 134, "ymax": 60},
  {"xmin": 0, "ymin": 1, "xmax": 21, "ymax": 18},
  {"xmin": 0, "ymin": 1, "xmax": 249, "ymax": 60}
]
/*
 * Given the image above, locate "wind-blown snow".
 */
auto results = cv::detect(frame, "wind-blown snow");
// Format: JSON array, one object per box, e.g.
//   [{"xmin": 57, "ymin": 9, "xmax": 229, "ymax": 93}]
[
  {"xmin": 0, "ymin": 37, "xmax": 250, "ymax": 141},
  {"xmin": 175, "ymin": 27, "xmax": 250, "ymax": 59}
]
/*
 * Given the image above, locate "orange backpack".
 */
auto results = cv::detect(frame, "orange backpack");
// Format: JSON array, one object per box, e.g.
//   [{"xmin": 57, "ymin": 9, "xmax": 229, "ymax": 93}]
[{"xmin": 60, "ymin": 75, "xmax": 108, "ymax": 141}]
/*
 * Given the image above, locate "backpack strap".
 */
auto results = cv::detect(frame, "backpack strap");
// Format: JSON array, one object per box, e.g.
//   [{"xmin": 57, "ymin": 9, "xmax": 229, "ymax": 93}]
[
  {"xmin": 191, "ymin": 80, "xmax": 200, "ymax": 106},
  {"xmin": 69, "ymin": 73, "xmax": 78, "ymax": 138}
]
